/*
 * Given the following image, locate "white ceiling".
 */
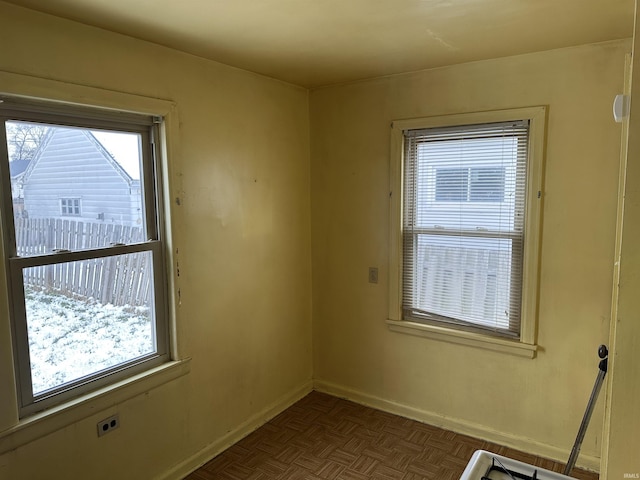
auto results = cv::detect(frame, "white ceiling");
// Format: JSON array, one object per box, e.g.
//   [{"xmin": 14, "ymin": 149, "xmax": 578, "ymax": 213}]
[{"xmin": 4, "ymin": 0, "xmax": 635, "ymax": 88}]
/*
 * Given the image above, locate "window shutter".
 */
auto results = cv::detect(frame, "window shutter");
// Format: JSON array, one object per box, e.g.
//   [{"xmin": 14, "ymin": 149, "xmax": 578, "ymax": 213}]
[{"xmin": 402, "ymin": 120, "xmax": 529, "ymax": 337}]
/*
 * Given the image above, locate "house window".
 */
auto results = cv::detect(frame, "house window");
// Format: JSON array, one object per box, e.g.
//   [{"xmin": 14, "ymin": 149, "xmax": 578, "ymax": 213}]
[
  {"xmin": 0, "ymin": 98, "xmax": 169, "ymax": 416},
  {"xmin": 389, "ymin": 108, "xmax": 545, "ymax": 347},
  {"xmin": 434, "ymin": 166, "xmax": 506, "ymax": 202},
  {"xmin": 60, "ymin": 198, "xmax": 81, "ymax": 216}
]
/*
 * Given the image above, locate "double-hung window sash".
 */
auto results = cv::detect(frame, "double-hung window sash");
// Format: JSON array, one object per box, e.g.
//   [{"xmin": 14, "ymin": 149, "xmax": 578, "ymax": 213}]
[
  {"xmin": 402, "ymin": 120, "xmax": 529, "ymax": 337},
  {"xmin": 0, "ymin": 98, "xmax": 169, "ymax": 416}
]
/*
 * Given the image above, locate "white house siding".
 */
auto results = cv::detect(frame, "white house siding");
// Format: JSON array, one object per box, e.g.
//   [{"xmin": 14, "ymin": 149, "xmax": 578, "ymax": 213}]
[{"xmin": 22, "ymin": 128, "xmax": 142, "ymax": 227}]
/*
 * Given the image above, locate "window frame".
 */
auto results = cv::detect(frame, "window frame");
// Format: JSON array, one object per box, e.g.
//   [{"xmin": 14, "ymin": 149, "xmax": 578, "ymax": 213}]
[
  {"xmin": 0, "ymin": 97, "xmax": 170, "ymax": 416},
  {"xmin": 387, "ymin": 107, "xmax": 546, "ymax": 357},
  {"xmin": 60, "ymin": 197, "xmax": 82, "ymax": 216}
]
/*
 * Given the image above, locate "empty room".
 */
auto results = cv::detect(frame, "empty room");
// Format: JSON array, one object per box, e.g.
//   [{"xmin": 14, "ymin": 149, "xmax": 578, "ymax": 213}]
[{"xmin": 0, "ymin": 0, "xmax": 638, "ymax": 479}]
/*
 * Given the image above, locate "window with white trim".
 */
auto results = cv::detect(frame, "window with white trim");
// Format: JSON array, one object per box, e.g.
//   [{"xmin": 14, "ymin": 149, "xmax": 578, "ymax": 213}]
[
  {"xmin": 389, "ymin": 108, "xmax": 545, "ymax": 345},
  {"xmin": 60, "ymin": 198, "xmax": 81, "ymax": 216},
  {"xmin": 0, "ymin": 97, "xmax": 169, "ymax": 416}
]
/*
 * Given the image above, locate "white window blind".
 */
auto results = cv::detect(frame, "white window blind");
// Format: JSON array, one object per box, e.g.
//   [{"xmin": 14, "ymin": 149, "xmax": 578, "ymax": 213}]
[{"xmin": 402, "ymin": 120, "xmax": 529, "ymax": 337}]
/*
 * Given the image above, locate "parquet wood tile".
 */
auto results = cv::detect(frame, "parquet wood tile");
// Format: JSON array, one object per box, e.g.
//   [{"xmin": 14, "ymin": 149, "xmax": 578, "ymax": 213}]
[{"xmin": 183, "ymin": 392, "xmax": 599, "ymax": 480}]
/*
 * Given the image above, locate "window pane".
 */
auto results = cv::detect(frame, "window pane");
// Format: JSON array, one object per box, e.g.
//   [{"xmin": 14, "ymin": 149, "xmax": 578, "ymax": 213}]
[
  {"xmin": 60, "ymin": 198, "xmax": 81, "ymax": 216},
  {"xmin": 413, "ymin": 234, "xmax": 513, "ymax": 329},
  {"xmin": 435, "ymin": 168, "xmax": 468, "ymax": 201},
  {"xmin": 6, "ymin": 122, "xmax": 145, "ymax": 255},
  {"xmin": 415, "ymin": 137, "xmax": 518, "ymax": 230},
  {"xmin": 23, "ymin": 251, "xmax": 155, "ymax": 396},
  {"xmin": 469, "ymin": 167, "xmax": 505, "ymax": 202},
  {"xmin": 404, "ymin": 121, "xmax": 529, "ymax": 335}
]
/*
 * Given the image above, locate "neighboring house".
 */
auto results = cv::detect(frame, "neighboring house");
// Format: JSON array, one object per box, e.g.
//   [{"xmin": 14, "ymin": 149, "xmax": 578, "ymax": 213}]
[
  {"xmin": 20, "ymin": 127, "xmax": 143, "ymax": 227},
  {"xmin": 9, "ymin": 158, "xmax": 30, "ymax": 217}
]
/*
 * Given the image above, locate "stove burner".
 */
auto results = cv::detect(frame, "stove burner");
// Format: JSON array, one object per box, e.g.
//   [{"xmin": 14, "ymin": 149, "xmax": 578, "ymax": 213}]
[
  {"xmin": 460, "ymin": 450, "xmax": 575, "ymax": 480},
  {"xmin": 482, "ymin": 457, "xmax": 539, "ymax": 480}
]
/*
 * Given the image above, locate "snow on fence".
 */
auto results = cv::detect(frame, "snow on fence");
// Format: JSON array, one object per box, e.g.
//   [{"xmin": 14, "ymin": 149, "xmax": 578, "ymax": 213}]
[{"xmin": 15, "ymin": 217, "xmax": 151, "ymax": 307}]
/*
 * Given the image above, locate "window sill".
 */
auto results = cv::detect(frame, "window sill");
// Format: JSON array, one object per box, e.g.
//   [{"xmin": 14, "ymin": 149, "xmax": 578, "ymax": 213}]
[
  {"xmin": 0, "ymin": 358, "xmax": 191, "ymax": 454},
  {"xmin": 386, "ymin": 319, "xmax": 537, "ymax": 358}
]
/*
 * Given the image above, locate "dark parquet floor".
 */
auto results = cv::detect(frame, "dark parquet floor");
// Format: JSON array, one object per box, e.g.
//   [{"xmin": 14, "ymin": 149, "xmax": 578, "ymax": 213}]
[{"xmin": 184, "ymin": 391, "xmax": 598, "ymax": 480}]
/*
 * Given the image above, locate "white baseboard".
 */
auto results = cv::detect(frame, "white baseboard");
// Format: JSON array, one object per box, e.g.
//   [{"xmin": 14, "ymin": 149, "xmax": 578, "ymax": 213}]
[
  {"xmin": 156, "ymin": 381, "xmax": 313, "ymax": 480},
  {"xmin": 313, "ymin": 380, "xmax": 600, "ymax": 473}
]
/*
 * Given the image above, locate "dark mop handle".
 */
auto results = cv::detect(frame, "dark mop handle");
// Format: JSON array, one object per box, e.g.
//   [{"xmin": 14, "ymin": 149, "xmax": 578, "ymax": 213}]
[{"xmin": 563, "ymin": 345, "xmax": 608, "ymax": 476}]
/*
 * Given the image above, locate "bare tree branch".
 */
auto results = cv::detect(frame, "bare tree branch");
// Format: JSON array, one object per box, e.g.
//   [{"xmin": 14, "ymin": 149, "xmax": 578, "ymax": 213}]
[{"xmin": 7, "ymin": 122, "xmax": 49, "ymax": 163}]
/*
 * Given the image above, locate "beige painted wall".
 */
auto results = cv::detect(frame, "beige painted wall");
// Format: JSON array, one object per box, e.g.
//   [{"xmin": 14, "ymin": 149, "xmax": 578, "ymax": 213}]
[
  {"xmin": 602, "ymin": 2, "xmax": 640, "ymax": 477},
  {"xmin": 0, "ymin": 2, "xmax": 312, "ymax": 479},
  {"xmin": 310, "ymin": 40, "xmax": 629, "ymax": 469},
  {"xmin": 0, "ymin": 1, "xmax": 633, "ymax": 477}
]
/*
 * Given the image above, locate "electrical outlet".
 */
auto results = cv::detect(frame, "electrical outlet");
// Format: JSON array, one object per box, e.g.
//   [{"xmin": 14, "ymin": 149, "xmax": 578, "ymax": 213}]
[
  {"xmin": 368, "ymin": 267, "xmax": 378, "ymax": 284},
  {"xmin": 97, "ymin": 414, "xmax": 120, "ymax": 437}
]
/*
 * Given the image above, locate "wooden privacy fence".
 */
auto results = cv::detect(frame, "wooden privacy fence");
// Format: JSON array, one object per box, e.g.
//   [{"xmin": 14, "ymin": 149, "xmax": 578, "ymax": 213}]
[
  {"xmin": 15, "ymin": 217, "xmax": 151, "ymax": 307},
  {"xmin": 414, "ymin": 242, "xmax": 512, "ymax": 329}
]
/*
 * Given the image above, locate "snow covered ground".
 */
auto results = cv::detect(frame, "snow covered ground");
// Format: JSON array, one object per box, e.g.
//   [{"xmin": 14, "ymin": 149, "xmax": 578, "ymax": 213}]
[{"xmin": 25, "ymin": 286, "xmax": 153, "ymax": 394}]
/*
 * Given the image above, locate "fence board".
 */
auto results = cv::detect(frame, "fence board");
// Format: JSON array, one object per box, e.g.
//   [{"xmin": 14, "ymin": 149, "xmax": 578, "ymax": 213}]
[{"xmin": 14, "ymin": 217, "xmax": 151, "ymax": 307}]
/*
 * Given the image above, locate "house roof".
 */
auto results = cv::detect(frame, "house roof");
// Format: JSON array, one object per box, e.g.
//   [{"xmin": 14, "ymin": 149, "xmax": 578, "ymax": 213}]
[
  {"xmin": 9, "ymin": 159, "xmax": 30, "ymax": 178},
  {"xmin": 2, "ymin": 0, "xmax": 634, "ymax": 88},
  {"xmin": 21, "ymin": 127, "xmax": 138, "ymax": 186}
]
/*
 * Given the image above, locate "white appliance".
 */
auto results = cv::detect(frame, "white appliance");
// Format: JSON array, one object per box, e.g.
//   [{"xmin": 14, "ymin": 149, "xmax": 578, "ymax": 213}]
[
  {"xmin": 461, "ymin": 450, "xmax": 575, "ymax": 480},
  {"xmin": 461, "ymin": 348, "xmax": 607, "ymax": 480}
]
